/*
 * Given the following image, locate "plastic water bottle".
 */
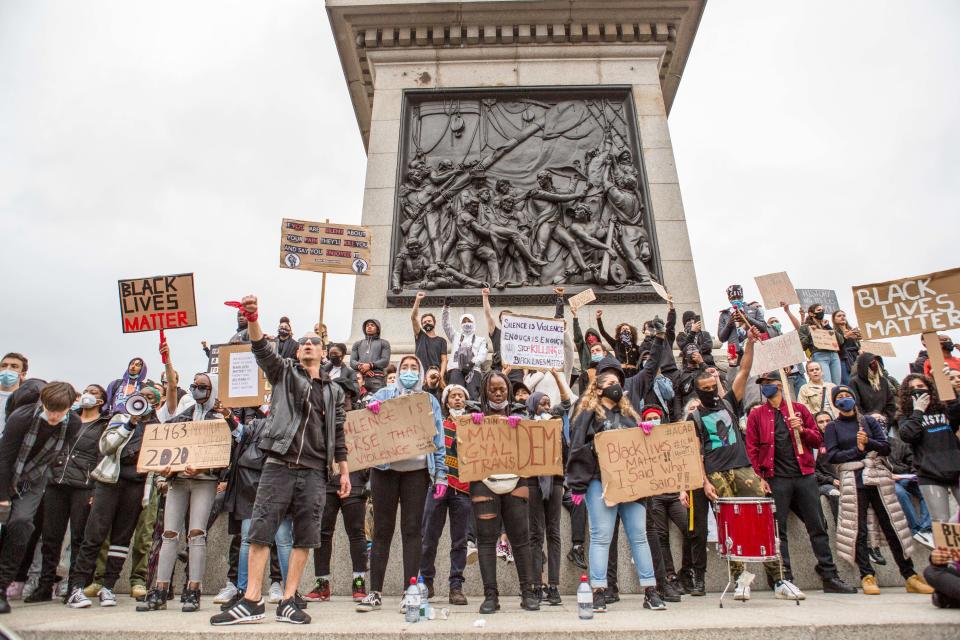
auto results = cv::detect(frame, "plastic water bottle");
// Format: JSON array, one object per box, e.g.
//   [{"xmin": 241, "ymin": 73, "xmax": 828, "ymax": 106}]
[
  {"xmin": 417, "ymin": 575, "xmax": 430, "ymax": 621},
  {"xmin": 404, "ymin": 577, "xmax": 420, "ymax": 623},
  {"xmin": 577, "ymin": 574, "xmax": 593, "ymax": 620}
]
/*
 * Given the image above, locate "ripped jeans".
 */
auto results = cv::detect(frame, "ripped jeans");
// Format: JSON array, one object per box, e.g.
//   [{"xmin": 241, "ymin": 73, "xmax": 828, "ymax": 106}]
[
  {"xmin": 156, "ymin": 478, "xmax": 217, "ymax": 586},
  {"xmin": 470, "ymin": 481, "xmax": 533, "ymax": 593}
]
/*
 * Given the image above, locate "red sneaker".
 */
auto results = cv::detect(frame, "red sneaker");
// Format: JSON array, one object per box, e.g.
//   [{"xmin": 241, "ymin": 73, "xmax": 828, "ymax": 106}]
[
  {"xmin": 352, "ymin": 576, "xmax": 367, "ymax": 602},
  {"xmin": 305, "ymin": 578, "xmax": 330, "ymax": 602}
]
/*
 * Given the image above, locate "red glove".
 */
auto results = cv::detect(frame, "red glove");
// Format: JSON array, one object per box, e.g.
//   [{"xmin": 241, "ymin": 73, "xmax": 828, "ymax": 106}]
[
  {"xmin": 224, "ymin": 300, "xmax": 258, "ymax": 322},
  {"xmin": 433, "ymin": 484, "xmax": 447, "ymax": 500},
  {"xmin": 506, "ymin": 415, "xmax": 522, "ymax": 429},
  {"xmin": 471, "ymin": 412, "xmax": 485, "ymax": 425},
  {"xmin": 571, "ymin": 493, "xmax": 584, "ymax": 506},
  {"xmin": 367, "ymin": 400, "xmax": 381, "ymax": 415}
]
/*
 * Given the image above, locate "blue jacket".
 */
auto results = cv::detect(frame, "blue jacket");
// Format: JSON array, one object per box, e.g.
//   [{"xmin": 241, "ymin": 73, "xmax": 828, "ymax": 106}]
[{"xmin": 371, "ymin": 384, "xmax": 448, "ymax": 485}]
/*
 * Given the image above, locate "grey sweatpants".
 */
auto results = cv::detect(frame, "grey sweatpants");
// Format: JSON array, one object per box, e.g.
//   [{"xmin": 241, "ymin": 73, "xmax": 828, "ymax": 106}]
[
  {"xmin": 918, "ymin": 483, "xmax": 960, "ymax": 524},
  {"xmin": 156, "ymin": 478, "xmax": 217, "ymax": 585}
]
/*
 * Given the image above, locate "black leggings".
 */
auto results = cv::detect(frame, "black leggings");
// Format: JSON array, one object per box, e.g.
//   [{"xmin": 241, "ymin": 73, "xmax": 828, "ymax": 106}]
[
  {"xmin": 70, "ymin": 478, "xmax": 145, "ymax": 589},
  {"xmin": 39, "ymin": 484, "xmax": 93, "ymax": 585},
  {"xmin": 315, "ymin": 493, "xmax": 368, "ymax": 576},
  {"xmin": 855, "ymin": 486, "xmax": 915, "ymax": 579},
  {"xmin": 528, "ymin": 481, "xmax": 562, "ymax": 585},
  {"xmin": 369, "ymin": 468, "xmax": 430, "ymax": 593},
  {"xmin": 471, "ymin": 481, "xmax": 533, "ymax": 594}
]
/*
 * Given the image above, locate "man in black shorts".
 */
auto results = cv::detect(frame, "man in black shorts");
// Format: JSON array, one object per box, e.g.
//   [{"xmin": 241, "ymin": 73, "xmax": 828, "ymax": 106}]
[{"xmin": 212, "ymin": 295, "xmax": 350, "ymax": 626}]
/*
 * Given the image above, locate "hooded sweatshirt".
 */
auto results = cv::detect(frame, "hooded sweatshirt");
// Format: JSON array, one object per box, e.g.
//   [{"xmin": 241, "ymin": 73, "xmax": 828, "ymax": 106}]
[
  {"xmin": 898, "ymin": 404, "xmax": 960, "ymax": 486},
  {"xmin": 442, "ymin": 309, "xmax": 488, "ymax": 372},
  {"xmin": 350, "ymin": 319, "xmax": 391, "ymax": 375},
  {"xmin": 106, "ymin": 357, "xmax": 148, "ymax": 414},
  {"xmin": 849, "ymin": 352, "xmax": 896, "ymax": 424}
]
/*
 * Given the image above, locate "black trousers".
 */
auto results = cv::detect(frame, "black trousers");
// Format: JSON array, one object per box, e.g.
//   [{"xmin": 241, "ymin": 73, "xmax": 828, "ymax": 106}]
[
  {"xmin": 70, "ymin": 478, "xmax": 145, "ymax": 590},
  {"xmin": 315, "ymin": 492, "xmax": 368, "ymax": 576},
  {"xmin": 855, "ymin": 485, "xmax": 915, "ymax": 579},
  {"xmin": 770, "ymin": 474, "xmax": 838, "ymax": 581},
  {"xmin": 471, "ymin": 482, "xmax": 533, "ymax": 593},
  {"xmin": 561, "ymin": 489, "xmax": 587, "ymax": 546},
  {"xmin": 369, "ymin": 468, "xmax": 430, "ymax": 593},
  {"xmin": 688, "ymin": 488, "xmax": 709, "ymax": 576},
  {"xmin": 14, "ymin": 501, "xmax": 44, "ymax": 582},
  {"xmin": 0, "ymin": 479, "xmax": 47, "ymax": 591},
  {"xmin": 39, "ymin": 483, "xmax": 93, "ymax": 585},
  {"xmin": 648, "ymin": 493, "xmax": 702, "ymax": 577},
  {"xmin": 528, "ymin": 481, "xmax": 562, "ymax": 586},
  {"xmin": 924, "ymin": 564, "xmax": 960, "ymax": 606}
]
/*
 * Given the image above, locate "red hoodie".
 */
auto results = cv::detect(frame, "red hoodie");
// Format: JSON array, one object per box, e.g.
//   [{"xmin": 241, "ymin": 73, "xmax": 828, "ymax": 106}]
[{"xmin": 745, "ymin": 401, "xmax": 821, "ymax": 478}]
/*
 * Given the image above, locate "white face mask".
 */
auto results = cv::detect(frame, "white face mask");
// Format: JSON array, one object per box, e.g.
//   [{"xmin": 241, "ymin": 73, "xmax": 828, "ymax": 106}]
[
  {"xmin": 488, "ymin": 398, "xmax": 509, "ymax": 411},
  {"xmin": 461, "ymin": 322, "xmax": 475, "ymax": 334},
  {"xmin": 79, "ymin": 393, "xmax": 99, "ymax": 409},
  {"xmin": 449, "ymin": 407, "xmax": 466, "ymax": 417}
]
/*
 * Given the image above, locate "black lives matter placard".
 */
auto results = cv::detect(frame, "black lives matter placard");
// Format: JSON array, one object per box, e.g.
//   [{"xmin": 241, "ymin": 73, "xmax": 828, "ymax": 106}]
[
  {"xmin": 853, "ymin": 268, "xmax": 960, "ymax": 339},
  {"xmin": 118, "ymin": 273, "xmax": 198, "ymax": 333},
  {"xmin": 279, "ymin": 218, "xmax": 372, "ymax": 276}
]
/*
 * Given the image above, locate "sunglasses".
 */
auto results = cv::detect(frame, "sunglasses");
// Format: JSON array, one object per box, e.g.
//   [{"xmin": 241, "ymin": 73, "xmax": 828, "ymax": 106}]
[
  {"xmin": 298, "ymin": 337, "xmax": 323, "ymax": 345},
  {"xmin": 189, "ymin": 384, "xmax": 212, "ymax": 391}
]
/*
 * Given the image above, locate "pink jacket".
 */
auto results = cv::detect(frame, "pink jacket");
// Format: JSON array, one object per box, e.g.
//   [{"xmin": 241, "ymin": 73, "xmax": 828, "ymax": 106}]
[{"xmin": 745, "ymin": 401, "xmax": 821, "ymax": 479}]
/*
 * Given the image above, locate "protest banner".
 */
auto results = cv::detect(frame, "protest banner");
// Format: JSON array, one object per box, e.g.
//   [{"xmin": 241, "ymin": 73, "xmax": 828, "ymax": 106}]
[
  {"xmin": 118, "ymin": 273, "xmax": 197, "ymax": 334},
  {"xmin": 500, "ymin": 313, "xmax": 566, "ymax": 371},
  {"xmin": 137, "ymin": 420, "xmax": 231, "ymax": 473},
  {"xmin": 650, "ymin": 280, "xmax": 670, "ymax": 302},
  {"xmin": 859, "ymin": 340, "xmax": 896, "ymax": 358},
  {"xmin": 206, "ymin": 344, "xmax": 225, "ymax": 374},
  {"xmin": 932, "ymin": 521, "xmax": 960, "ymax": 562},
  {"xmin": 852, "ymin": 267, "xmax": 960, "ymax": 339},
  {"xmin": 811, "ymin": 328, "xmax": 839, "ymax": 351},
  {"xmin": 594, "ymin": 421, "xmax": 703, "ymax": 504},
  {"xmin": 754, "ymin": 272, "xmax": 799, "ymax": 309},
  {"xmin": 796, "ymin": 288, "xmax": 840, "ymax": 315},
  {"xmin": 750, "ymin": 332, "xmax": 805, "ymax": 376},
  {"xmin": 279, "ymin": 218, "xmax": 372, "ymax": 276},
  {"xmin": 923, "ymin": 332, "xmax": 957, "ymax": 402},
  {"xmin": 568, "ymin": 288, "xmax": 597, "ymax": 315},
  {"xmin": 455, "ymin": 416, "xmax": 562, "ymax": 482},
  {"xmin": 217, "ymin": 343, "xmax": 266, "ymax": 408},
  {"xmin": 344, "ymin": 393, "xmax": 438, "ymax": 471}
]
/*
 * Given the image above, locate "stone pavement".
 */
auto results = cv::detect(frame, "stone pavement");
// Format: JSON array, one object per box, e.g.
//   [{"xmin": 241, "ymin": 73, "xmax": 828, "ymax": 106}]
[{"xmin": 1, "ymin": 589, "xmax": 955, "ymax": 640}]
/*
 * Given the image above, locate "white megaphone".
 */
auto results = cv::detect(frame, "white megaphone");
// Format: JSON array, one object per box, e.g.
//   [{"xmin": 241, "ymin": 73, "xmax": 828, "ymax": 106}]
[{"xmin": 124, "ymin": 393, "xmax": 151, "ymax": 416}]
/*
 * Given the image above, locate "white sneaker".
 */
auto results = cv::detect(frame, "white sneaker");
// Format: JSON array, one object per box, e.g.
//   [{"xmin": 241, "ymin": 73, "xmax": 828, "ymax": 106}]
[
  {"xmin": 267, "ymin": 581, "xmax": 283, "ymax": 604},
  {"xmin": 733, "ymin": 582, "xmax": 751, "ymax": 601},
  {"xmin": 214, "ymin": 581, "xmax": 238, "ymax": 604},
  {"xmin": 913, "ymin": 531, "xmax": 935, "ymax": 550},
  {"xmin": 99, "ymin": 586, "xmax": 117, "ymax": 607},
  {"xmin": 466, "ymin": 541, "xmax": 478, "ymax": 565},
  {"xmin": 774, "ymin": 580, "xmax": 806, "ymax": 600},
  {"xmin": 66, "ymin": 587, "xmax": 92, "ymax": 609}
]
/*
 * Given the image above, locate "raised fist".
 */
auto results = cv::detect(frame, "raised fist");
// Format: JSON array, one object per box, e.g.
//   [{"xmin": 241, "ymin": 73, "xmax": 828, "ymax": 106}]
[
  {"xmin": 596, "ymin": 309, "xmax": 603, "ymax": 319},
  {"xmin": 241, "ymin": 295, "xmax": 258, "ymax": 317},
  {"xmin": 415, "ymin": 291, "xmax": 427, "ymax": 301}
]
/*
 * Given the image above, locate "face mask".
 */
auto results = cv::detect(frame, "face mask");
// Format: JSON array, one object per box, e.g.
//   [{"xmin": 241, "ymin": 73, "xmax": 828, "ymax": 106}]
[
  {"xmin": 449, "ymin": 407, "xmax": 465, "ymax": 417},
  {"xmin": 944, "ymin": 341, "xmax": 954, "ymax": 351},
  {"xmin": 461, "ymin": 322, "xmax": 475, "ymax": 334},
  {"xmin": 647, "ymin": 418, "xmax": 661, "ymax": 426},
  {"xmin": 730, "ymin": 299, "xmax": 744, "ymax": 309},
  {"xmin": 620, "ymin": 331, "xmax": 632, "ymax": 344},
  {"xmin": 488, "ymin": 398, "xmax": 509, "ymax": 411},
  {"xmin": 696, "ymin": 388, "xmax": 721, "ymax": 409},
  {"xmin": 590, "ymin": 353, "xmax": 602, "ymax": 363},
  {"xmin": 128, "ymin": 369, "xmax": 141, "ymax": 379},
  {"xmin": 869, "ymin": 362, "xmax": 879, "ymax": 372},
  {"xmin": 0, "ymin": 370, "xmax": 19, "ymax": 386},
  {"xmin": 191, "ymin": 386, "xmax": 211, "ymax": 402},
  {"xmin": 71, "ymin": 401, "xmax": 80, "ymax": 411},
  {"xmin": 836, "ymin": 397, "xmax": 856, "ymax": 412},
  {"xmin": 278, "ymin": 328, "xmax": 290, "ymax": 338},
  {"xmin": 770, "ymin": 322, "xmax": 781, "ymax": 332},
  {"xmin": 80, "ymin": 393, "xmax": 99, "ymax": 409},
  {"xmin": 39, "ymin": 411, "xmax": 69, "ymax": 424},
  {"xmin": 601, "ymin": 384, "xmax": 624, "ymax": 403},
  {"xmin": 328, "ymin": 355, "xmax": 343, "ymax": 366},
  {"xmin": 422, "ymin": 323, "xmax": 435, "ymax": 333},
  {"xmin": 910, "ymin": 389, "xmax": 928, "ymax": 400},
  {"xmin": 813, "ymin": 311, "xmax": 825, "ymax": 320},
  {"xmin": 399, "ymin": 371, "xmax": 419, "ymax": 389},
  {"xmin": 760, "ymin": 384, "xmax": 780, "ymax": 399}
]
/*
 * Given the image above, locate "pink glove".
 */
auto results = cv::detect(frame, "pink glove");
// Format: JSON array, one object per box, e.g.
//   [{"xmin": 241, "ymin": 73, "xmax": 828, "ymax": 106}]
[
  {"xmin": 507, "ymin": 415, "xmax": 522, "ymax": 429},
  {"xmin": 471, "ymin": 412, "xmax": 485, "ymax": 425},
  {"xmin": 433, "ymin": 484, "xmax": 447, "ymax": 500},
  {"xmin": 639, "ymin": 421, "xmax": 654, "ymax": 435},
  {"xmin": 367, "ymin": 399, "xmax": 381, "ymax": 415},
  {"xmin": 571, "ymin": 493, "xmax": 584, "ymax": 506}
]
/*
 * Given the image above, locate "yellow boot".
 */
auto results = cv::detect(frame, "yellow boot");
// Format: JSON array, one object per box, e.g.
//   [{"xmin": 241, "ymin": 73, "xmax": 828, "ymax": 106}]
[
  {"xmin": 861, "ymin": 575, "xmax": 880, "ymax": 595},
  {"xmin": 905, "ymin": 574, "xmax": 934, "ymax": 594}
]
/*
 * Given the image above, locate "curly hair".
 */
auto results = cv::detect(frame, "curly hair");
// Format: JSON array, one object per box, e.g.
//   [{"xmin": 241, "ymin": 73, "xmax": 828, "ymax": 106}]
[
  {"xmin": 573, "ymin": 371, "xmax": 640, "ymax": 422},
  {"xmin": 897, "ymin": 373, "xmax": 944, "ymax": 419}
]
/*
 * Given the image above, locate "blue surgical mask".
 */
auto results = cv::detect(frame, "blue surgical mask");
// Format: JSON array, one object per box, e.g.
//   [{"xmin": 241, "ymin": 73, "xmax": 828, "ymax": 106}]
[
  {"xmin": 399, "ymin": 371, "xmax": 419, "ymax": 389},
  {"xmin": 0, "ymin": 370, "xmax": 19, "ymax": 386},
  {"xmin": 760, "ymin": 384, "xmax": 780, "ymax": 399},
  {"xmin": 39, "ymin": 411, "xmax": 69, "ymax": 424},
  {"xmin": 71, "ymin": 401, "xmax": 80, "ymax": 411},
  {"xmin": 836, "ymin": 397, "xmax": 856, "ymax": 412},
  {"xmin": 590, "ymin": 353, "xmax": 602, "ymax": 363}
]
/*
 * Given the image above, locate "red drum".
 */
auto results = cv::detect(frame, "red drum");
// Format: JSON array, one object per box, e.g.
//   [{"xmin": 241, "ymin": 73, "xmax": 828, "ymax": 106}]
[{"xmin": 715, "ymin": 497, "xmax": 779, "ymax": 562}]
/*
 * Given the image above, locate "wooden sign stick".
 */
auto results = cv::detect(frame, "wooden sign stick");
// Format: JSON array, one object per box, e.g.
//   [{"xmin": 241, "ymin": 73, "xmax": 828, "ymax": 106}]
[{"xmin": 779, "ymin": 368, "xmax": 803, "ymax": 454}]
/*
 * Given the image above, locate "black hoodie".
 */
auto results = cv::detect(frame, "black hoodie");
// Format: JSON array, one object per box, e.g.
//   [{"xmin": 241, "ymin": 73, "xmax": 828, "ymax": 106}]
[
  {"xmin": 350, "ymin": 318, "xmax": 391, "ymax": 374},
  {"xmin": 849, "ymin": 352, "xmax": 896, "ymax": 424},
  {"xmin": 898, "ymin": 407, "xmax": 960, "ymax": 485}
]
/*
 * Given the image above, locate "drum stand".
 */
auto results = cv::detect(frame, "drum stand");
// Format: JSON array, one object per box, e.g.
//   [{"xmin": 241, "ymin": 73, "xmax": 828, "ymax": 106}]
[{"xmin": 717, "ymin": 525, "xmax": 799, "ymax": 608}]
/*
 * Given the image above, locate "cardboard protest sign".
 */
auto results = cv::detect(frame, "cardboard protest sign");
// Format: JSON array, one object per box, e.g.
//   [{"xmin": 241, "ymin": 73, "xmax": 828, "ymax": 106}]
[
  {"xmin": 568, "ymin": 288, "xmax": 597, "ymax": 315},
  {"xmin": 500, "ymin": 314, "xmax": 566, "ymax": 371},
  {"xmin": 137, "ymin": 420, "xmax": 231, "ymax": 473},
  {"xmin": 811, "ymin": 328, "xmax": 839, "ymax": 351},
  {"xmin": 853, "ymin": 268, "xmax": 960, "ymax": 339},
  {"xmin": 118, "ymin": 273, "xmax": 197, "ymax": 333},
  {"xmin": 217, "ymin": 343, "xmax": 266, "ymax": 408},
  {"xmin": 279, "ymin": 218, "xmax": 372, "ymax": 276},
  {"xmin": 344, "ymin": 393, "xmax": 438, "ymax": 471},
  {"xmin": 455, "ymin": 416, "xmax": 562, "ymax": 482},
  {"xmin": 650, "ymin": 280, "xmax": 670, "ymax": 302},
  {"xmin": 754, "ymin": 272, "xmax": 799, "ymax": 309},
  {"xmin": 796, "ymin": 288, "xmax": 840, "ymax": 315},
  {"xmin": 923, "ymin": 332, "xmax": 957, "ymax": 402},
  {"xmin": 859, "ymin": 340, "xmax": 896, "ymax": 358},
  {"xmin": 932, "ymin": 521, "xmax": 960, "ymax": 562},
  {"xmin": 594, "ymin": 421, "xmax": 703, "ymax": 504},
  {"xmin": 750, "ymin": 332, "xmax": 805, "ymax": 376},
  {"xmin": 206, "ymin": 344, "xmax": 225, "ymax": 374}
]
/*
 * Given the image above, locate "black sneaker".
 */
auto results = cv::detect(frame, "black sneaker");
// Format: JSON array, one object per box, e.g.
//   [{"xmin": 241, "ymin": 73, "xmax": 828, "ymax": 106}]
[
  {"xmin": 869, "ymin": 547, "xmax": 886, "ymax": 566},
  {"xmin": 276, "ymin": 597, "xmax": 311, "ymax": 624},
  {"xmin": 567, "ymin": 545, "xmax": 587, "ymax": 570},
  {"xmin": 355, "ymin": 591, "xmax": 382, "ymax": 612},
  {"xmin": 822, "ymin": 576, "xmax": 857, "ymax": 594},
  {"xmin": 520, "ymin": 587, "xmax": 540, "ymax": 611},
  {"xmin": 136, "ymin": 588, "xmax": 168, "ymax": 612},
  {"xmin": 644, "ymin": 586, "xmax": 666, "ymax": 610},
  {"xmin": 545, "ymin": 585, "xmax": 562, "ymax": 606},
  {"xmin": 0, "ymin": 594, "xmax": 10, "ymax": 615},
  {"xmin": 24, "ymin": 583, "xmax": 54, "ymax": 603},
  {"xmin": 592, "ymin": 589, "xmax": 607, "ymax": 613},
  {"xmin": 479, "ymin": 589, "xmax": 499, "ymax": 614},
  {"xmin": 604, "ymin": 588, "xmax": 620, "ymax": 604},
  {"xmin": 182, "ymin": 588, "xmax": 200, "ymax": 613},
  {"xmin": 689, "ymin": 571, "xmax": 706, "ymax": 597},
  {"xmin": 678, "ymin": 570, "xmax": 694, "ymax": 595},
  {"xmin": 210, "ymin": 597, "xmax": 265, "ymax": 625},
  {"xmin": 220, "ymin": 590, "xmax": 244, "ymax": 611},
  {"xmin": 294, "ymin": 591, "xmax": 308, "ymax": 609},
  {"xmin": 659, "ymin": 579, "xmax": 682, "ymax": 603}
]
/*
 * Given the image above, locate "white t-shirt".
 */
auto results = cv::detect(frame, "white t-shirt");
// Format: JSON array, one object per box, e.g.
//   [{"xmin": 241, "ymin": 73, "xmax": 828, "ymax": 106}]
[{"xmin": 157, "ymin": 393, "xmax": 197, "ymax": 423}]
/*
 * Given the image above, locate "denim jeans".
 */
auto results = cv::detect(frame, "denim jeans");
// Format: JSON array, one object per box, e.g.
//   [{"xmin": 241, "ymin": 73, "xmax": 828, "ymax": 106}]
[
  {"xmin": 584, "ymin": 479, "xmax": 655, "ymax": 589},
  {"xmin": 811, "ymin": 351, "xmax": 842, "ymax": 385},
  {"xmin": 420, "ymin": 488, "xmax": 471, "ymax": 589},
  {"xmin": 238, "ymin": 517, "xmax": 292, "ymax": 592},
  {"xmin": 894, "ymin": 478, "xmax": 931, "ymax": 534}
]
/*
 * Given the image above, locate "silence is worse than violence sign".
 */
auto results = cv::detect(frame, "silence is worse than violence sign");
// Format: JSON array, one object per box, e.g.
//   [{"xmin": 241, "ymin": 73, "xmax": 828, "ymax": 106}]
[
  {"xmin": 853, "ymin": 268, "xmax": 960, "ymax": 339},
  {"xmin": 343, "ymin": 393, "xmax": 437, "ymax": 471},
  {"xmin": 118, "ymin": 273, "xmax": 197, "ymax": 333},
  {"xmin": 594, "ymin": 421, "xmax": 703, "ymax": 504},
  {"xmin": 279, "ymin": 218, "xmax": 372, "ymax": 276},
  {"xmin": 455, "ymin": 416, "xmax": 562, "ymax": 483},
  {"xmin": 500, "ymin": 314, "xmax": 566, "ymax": 371}
]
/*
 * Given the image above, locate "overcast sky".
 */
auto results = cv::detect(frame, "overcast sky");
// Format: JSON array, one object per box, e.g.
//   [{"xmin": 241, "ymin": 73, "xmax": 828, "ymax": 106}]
[{"xmin": 1, "ymin": 0, "xmax": 958, "ymax": 389}]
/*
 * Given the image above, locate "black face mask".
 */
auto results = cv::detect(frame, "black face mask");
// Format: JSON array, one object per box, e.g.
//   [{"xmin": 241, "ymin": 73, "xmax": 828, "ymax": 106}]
[
  {"xmin": 278, "ymin": 328, "xmax": 290, "ymax": 338},
  {"xmin": 601, "ymin": 384, "xmax": 624, "ymax": 404},
  {"xmin": 944, "ymin": 341, "xmax": 955, "ymax": 352},
  {"xmin": 813, "ymin": 311, "xmax": 825, "ymax": 320},
  {"xmin": 910, "ymin": 388, "xmax": 928, "ymax": 400},
  {"xmin": 696, "ymin": 387, "xmax": 721, "ymax": 410},
  {"xmin": 328, "ymin": 355, "xmax": 343, "ymax": 366},
  {"xmin": 422, "ymin": 323, "xmax": 435, "ymax": 333}
]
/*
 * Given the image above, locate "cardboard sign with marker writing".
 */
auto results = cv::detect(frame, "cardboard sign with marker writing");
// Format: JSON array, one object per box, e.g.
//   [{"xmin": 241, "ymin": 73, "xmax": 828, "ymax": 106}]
[
  {"xmin": 932, "ymin": 521, "xmax": 960, "ymax": 562},
  {"xmin": 751, "ymin": 332, "xmax": 806, "ymax": 376},
  {"xmin": 500, "ymin": 314, "xmax": 566, "ymax": 371},
  {"xmin": 852, "ymin": 267, "xmax": 960, "ymax": 339},
  {"xmin": 796, "ymin": 289, "xmax": 840, "ymax": 315},
  {"xmin": 118, "ymin": 273, "xmax": 197, "ymax": 333},
  {"xmin": 137, "ymin": 419, "xmax": 231, "ymax": 473},
  {"xmin": 754, "ymin": 272, "xmax": 799, "ymax": 309},
  {"xmin": 217, "ymin": 343, "xmax": 266, "ymax": 408},
  {"xmin": 568, "ymin": 288, "xmax": 597, "ymax": 315},
  {"xmin": 279, "ymin": 218, "xmax": 372, "ymax": 276},
  {"xmin": 455, "ymin": 417, "xmax": 562, "ymax": 482},
  {"xmin": 811, "ymin": 328, "xmax": 839, "ymax": 351},
  {"xmin": 344, "ymin": 393, "xmax": 438, "ymax": 471},
  {"xmin": 859, "ymin": 340, "xmax": 896, "ymax": 358},
  {"xmin": 594, "ymin": 422, "xmax": 703, "ymax": 504}
]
